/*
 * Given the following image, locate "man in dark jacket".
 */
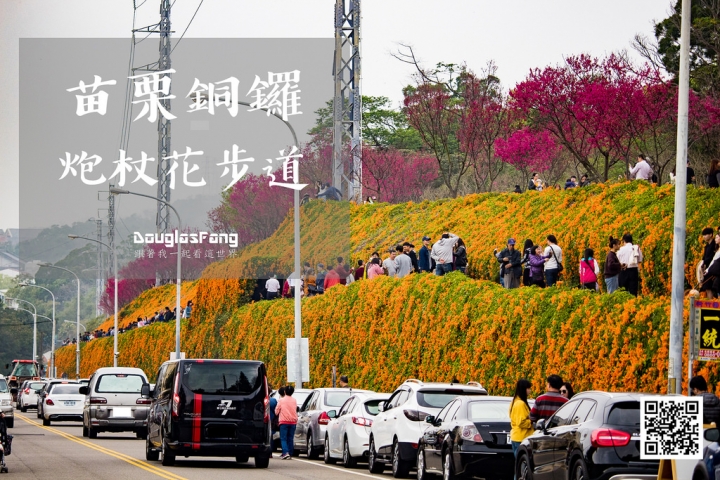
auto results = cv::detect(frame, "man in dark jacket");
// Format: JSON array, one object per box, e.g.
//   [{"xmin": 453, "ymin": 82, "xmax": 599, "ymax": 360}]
[
  {"xmin": 690, "ymin": 375, "xmax": 720, "ymax": 426},
  {"xmin": 418, "ymin": 236, "xmax": 435, "ymax": 273},
  {"xmin": 497, "ymin": 238, "xmax": 522, "ymax": 289},
  {"xmin": 403, "ymin": 243, "xmax": 419, "ymax": 272}
]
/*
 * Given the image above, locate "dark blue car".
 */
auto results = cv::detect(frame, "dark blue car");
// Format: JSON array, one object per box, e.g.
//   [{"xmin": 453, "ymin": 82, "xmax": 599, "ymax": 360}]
[{"xmin": 693, "ymin": 428, "xmax": 720, "ymax": 480}]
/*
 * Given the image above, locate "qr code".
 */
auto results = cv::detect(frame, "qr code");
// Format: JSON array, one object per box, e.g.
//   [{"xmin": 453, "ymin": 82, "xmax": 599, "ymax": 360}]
[{"xmin": 640, "ymin": 397, "xmax": 702, "ymax": 459}]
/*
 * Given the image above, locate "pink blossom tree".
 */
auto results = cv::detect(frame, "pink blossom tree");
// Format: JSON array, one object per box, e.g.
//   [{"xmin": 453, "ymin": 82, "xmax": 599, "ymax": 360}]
[{"xmin": 361, "ymin": 147, "xmax": 438, "ymax": 203}]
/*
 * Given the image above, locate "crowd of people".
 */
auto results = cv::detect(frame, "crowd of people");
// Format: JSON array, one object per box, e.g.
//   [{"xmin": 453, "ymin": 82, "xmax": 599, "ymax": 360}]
[
  {"xmin": 495, "ymin": 233, "xmax": 643, "ymax": 296},
  {"xmin": 258, "ymin": 233, "xmax": 470, "ymax": 300}
]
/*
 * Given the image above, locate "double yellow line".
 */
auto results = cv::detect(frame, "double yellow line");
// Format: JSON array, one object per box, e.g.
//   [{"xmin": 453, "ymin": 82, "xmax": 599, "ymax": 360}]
[{"xmin": 18, "ymin": 414, "xmax": 186, "ymax": 480}]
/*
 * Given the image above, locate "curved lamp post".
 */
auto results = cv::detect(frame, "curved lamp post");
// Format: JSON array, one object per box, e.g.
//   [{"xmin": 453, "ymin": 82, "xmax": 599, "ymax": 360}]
[
  {"xmin": 18, "ymin": 283, "xmax": 56, "ymax": 378},
  {"xmin": 69, "ymin": 234, "xmax": 118, "ymax": 367},
  {"xmin": 5, "ymin": 297, "xmax": 37, "ymax": 361},
  {"xmin": 38, "ymin": 263, "xmax": 81, "ymax": 379}
]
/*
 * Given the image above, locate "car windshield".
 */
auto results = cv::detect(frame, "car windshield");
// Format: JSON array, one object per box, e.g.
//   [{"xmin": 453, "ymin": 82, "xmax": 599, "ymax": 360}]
[
  {"xmin": 96, "ymin": 374, "xmax": 145, "ymax": 393},
  {"xmin": 294, "ymin": 391, "xmax": 311, "ymax": 407},
  {"xmin": 0, "ymin": 380, "xmax": 8, "ymax": 393},
  {"xmin": 325, "ymin": 391, "xmax": 353, "ymax": 407},
  {"xmin": 417, "ymin": 390, "xmax": 485, "ymax": 409},
  {"xmin": 468, "ymin": 400, "xmax": 511, "ymax": 421},
  {"xmin": 13, "ymin": 363, "xmax": 37, "ymax": 377},
  {"xmin": 364, "ymin": 399, "xmax": 385, "ymax": 416},
  {"xmin": 183, "ymin": 362, "xmax": 262, "ymax": 395},
  {"xmin": 607, "ymin": 401, "xmax": 641, "ymax": 426},
  {"xmin": 52, "ymin": 385, "xmax": 81, "ymax": 395},
  {"xmin": 29, "ymin": 382, "xmax": 46, "ymax": 390}
]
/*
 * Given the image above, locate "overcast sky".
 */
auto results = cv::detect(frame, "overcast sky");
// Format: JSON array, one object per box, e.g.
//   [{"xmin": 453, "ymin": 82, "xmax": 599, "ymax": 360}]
[{"xmin": 0, "ymin": 0, "xmax": 672, "ymax": 230}]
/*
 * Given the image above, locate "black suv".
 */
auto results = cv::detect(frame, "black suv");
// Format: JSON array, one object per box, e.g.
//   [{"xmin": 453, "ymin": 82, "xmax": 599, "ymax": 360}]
[
  {"xmin": 143, "ymin": 359, "xmax": 271, "ymax": 468},
  {"xmin": 515, "ymin": 391, "xmax": 660, "ymax": 480}
]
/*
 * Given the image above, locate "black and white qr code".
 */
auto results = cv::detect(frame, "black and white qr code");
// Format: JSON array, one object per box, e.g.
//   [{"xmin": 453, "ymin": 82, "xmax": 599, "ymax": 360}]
[{"xmin": 640, "ymin": 397, "xmax": 702, "ymax": 459}]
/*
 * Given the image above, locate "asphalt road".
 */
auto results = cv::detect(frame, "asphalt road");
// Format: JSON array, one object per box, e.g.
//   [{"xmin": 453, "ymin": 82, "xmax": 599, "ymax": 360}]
[{"xmin": 4, "ymin": 412, "xmax": 400, "ymax": 480}]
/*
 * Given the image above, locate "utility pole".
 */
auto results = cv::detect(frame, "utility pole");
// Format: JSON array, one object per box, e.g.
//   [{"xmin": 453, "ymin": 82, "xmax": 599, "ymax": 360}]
[
  {"xmin": 668, "ymin": 0, "xmax": 691, "ymax": 394},
  {"xmin": 107, "ymin": 185, "xmax": 116, "ymax": 299},
  {"xmin": 155, "ymin": 0, "xmax": 173, "ymax": 237},
  {"xmin": 333, "ymin": 0, "xmax": 362, "ymax": 201},
  {"xmin": 96, "ymin": 218, "xmax": 103, "ymax": 317}
]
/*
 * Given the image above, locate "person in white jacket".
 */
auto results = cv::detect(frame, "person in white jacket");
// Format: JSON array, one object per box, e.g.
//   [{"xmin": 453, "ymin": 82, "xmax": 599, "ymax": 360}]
[{"xmin": 430, "ymin": 232, "xmax": 459, "ymax": 276}]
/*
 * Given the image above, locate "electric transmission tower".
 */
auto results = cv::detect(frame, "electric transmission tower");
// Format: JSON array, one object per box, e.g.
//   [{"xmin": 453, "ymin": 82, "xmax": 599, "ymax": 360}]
[{"xmin": 333, "ymin": 0, "xmax": 362, "ymax": 201}]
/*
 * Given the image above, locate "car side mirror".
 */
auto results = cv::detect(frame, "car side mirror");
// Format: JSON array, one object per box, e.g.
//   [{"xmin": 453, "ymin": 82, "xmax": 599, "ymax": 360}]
[
  {"xmin": 140, "ymin": 384, "xmax": 151, "ymax": 397},
  {"xmin": 10, "ymin": 388, "xmax": 17, "ymax": 395},
  {"xmin": 425, "ymin": 415, "xmax": 435, "ymax": 424},
  {"xmin": 706, "ymin": 428, "xmax": 720, "ymax": 442},
  {"xmin": 78, "ymin": 386, "xmax": 88, "ymax": 395},
  {"xmin": 378, "ymin": 402, "xmax": 386, "ymax": 412},
  {"xmin": 296, "ymin": 406, "xmax": 300, "ymax": 413},
  {"xmin": 535, "ymin": 418, "xmax": 546, "ymax": 431},
  {"xmin": 327, "ymin": 410, "xmax": 337, "ymax": 419}
]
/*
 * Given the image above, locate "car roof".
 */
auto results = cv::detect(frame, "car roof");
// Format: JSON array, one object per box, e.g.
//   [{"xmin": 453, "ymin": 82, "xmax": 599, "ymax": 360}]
[
  {"xmin": 91, "ymin": 367, "xmax": 147, "ymax": 375},
  {"xmin": 572, "ymin": 391, "xmax": 659, "ymax": 401},
  {"xmin": 350, "ymin": 392, "xmax": 390, "ymax": 401},
  {"xmin": 312, "ymin": 388, "xmax": 373, "ymax": 393}
]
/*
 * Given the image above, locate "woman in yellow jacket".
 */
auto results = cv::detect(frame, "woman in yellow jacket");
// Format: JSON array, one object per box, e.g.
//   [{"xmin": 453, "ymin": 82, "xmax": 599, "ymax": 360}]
[{"xmin": 509, "ymin": 379, "xmax": 534, "ymax": 459}]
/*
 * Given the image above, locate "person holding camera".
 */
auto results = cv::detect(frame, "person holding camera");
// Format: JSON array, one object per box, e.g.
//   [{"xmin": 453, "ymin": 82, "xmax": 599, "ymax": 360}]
[{"xmin": 497, "ymin": 238, "xmax": 522, "ymax": 289}]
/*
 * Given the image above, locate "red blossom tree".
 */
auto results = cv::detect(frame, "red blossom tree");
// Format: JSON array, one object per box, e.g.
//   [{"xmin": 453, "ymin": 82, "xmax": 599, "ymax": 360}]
[
  {"xmin": 494, "ymin": 128, "xmax": 562, "ymax": 186},
  {"xmin": 361, "ymin": 147, "xmax": 438, "ymax": 203}
]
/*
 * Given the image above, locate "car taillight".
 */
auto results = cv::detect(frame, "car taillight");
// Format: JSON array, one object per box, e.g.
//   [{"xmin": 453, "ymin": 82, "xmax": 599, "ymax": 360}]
[
  {"xmin": 460, "ymin": 424, "xmax": 483, "ymax": 443},
  {"xmin": 263, "ymin": 377, "xmax": 269, "ymax": 424},
  {"xmin": 9, "ymin": 376, "xmax": 16, "ymax": 381},
  {"xmin": 90, "ymin": 397, "xmax": 107, "ymax": 404},
  {"xmin": 352, "ymin": 416, "xmax": 373, "ymax": 427},
  {"xmin": 171, "ymin": 371, "xmax": 181, "ymax": 419},
  {"xmin": 45, "ymin": 398, "xmax": 54, "ymax": 406},
  {"xmin": 136, "ymin": 398, "xmax": 152, "ymax": 405},
  {"xmin": 591, "ymin": 429, "xmax": 631, "ymax": 448},
  {"xmin": 403, "ymin": 409, "xmax": 432, "ymax": 422},
  {"xmin": 24, "ymin": 388, "xmax": 30, "ymax": 394},
  {"xmin": 318, "ymin": 411, "xmax": 331, "ymax": 425}
]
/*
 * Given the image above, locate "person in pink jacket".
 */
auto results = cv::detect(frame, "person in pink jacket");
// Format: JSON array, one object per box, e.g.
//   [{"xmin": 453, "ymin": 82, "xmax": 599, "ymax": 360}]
[{"xmin": 275, "ymin": 385, "xmax": 298, "ymax": 459}]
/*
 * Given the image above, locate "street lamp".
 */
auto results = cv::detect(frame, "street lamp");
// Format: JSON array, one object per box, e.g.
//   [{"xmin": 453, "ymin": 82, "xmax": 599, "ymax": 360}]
[
  {"xmin": 109, "ymin": 187, "xmax": 183, "ymax": 360},
  {"xmin": 69, "ymin": 234, "xmax": 118, "ymax": 367},
  {"xmin": 19, "ymin": 283, "xmax": 56, "ymax": 378},
  {"xmin": 63, "ymin": 320, "xmax": 86, "ymax": 332},
  {"xmin": 4, "ymin": 297, "xmax": 37, "ymax": 361},
  {"xmin": 38, "ymin": 263, "xmax": 81, "ymax": 379}
]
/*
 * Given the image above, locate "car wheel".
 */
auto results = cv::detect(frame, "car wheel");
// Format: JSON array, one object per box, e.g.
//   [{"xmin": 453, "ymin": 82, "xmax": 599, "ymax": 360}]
[
  {"xmin": 343, "ymin": 437, "xmax": 357, "ymax": 469},
  {"xmin": 5, "ymin": 418, "xmax": 13, "ymax": 429},
  {"xmin": 235, "ymin": 454, "xmax": 249, "ymax": 463},
  {"xmin": 442, "ymin": 450, "xmax": 454, "ymax": 480},
  {"xmin": 307, "ymin": 433, "xmax": 319, "ymax": 460},
  {"xmin": 161, "ymin": 434, "xmax": 175, "ymax": 466},
  {"xmin": 254, "ymin": 456, "xmax": 270, "ymax": 469},
  {"xmin": 571, "ymin": 458, "xmax": 589, "ymax": 480},
  {"xmin": 417, "ymin": 447, "xmax": 428, "ymax": 480},
  {"xmin": 368, "ymin": 436, "xmax": 385, "ymax": 474},
  {"xmin": 517, "ymin": 454, "xmax": 533, "ymax": 480},
  {"xmin": 136, "ymin": 428, "xmax": 148, "ymax": 440},
  {"xmin": 324, "ymin": 436, "xmax": 336, "ymax": 464},
  {"xmin": 88, "ymin": 426, "xmax": 97, "ymax": 439},
  {"xmin": 146, "ymin": 434, "xmax": 159, "ymax": 461},
  {"xmin": 82, "ymin": 425, "xmax": 88, "ymax": 437},
  {"xmin": 42, "ymin": 417, "xmax": 50, "ymax": 426},
  {"xmin": 393, "ymin": 439, "xmax": 411, "ymax": 478},
  {"xmin": 20, "ymin": 405, "xmax": 26, "ymax": 413}
]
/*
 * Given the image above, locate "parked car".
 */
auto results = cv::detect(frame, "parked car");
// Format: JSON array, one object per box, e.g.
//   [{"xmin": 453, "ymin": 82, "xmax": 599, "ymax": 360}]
[
  {"xmin": 0, "ymin": 375, "xmax": 14, "ymax": 428},
  {"xmin": 324, "ymin": 392, "xmax": 390, "ymax": 467},
  {"xmin": 5, "ymin": 360, "xmax": 40, "ymax": 402},
  {"xmin": 17, "ymin": 380, "xmax": 47, "ymax": 412},
  {"xmin": 36, "ymin": 380, "xmax": 79, "ymax": 420},
  {"xmin": 41, "ymin": 382, "xmax": 84, "ymax": 425},
  {"xmin": 692, "ymin": 427, "xmax": 720, "ymax": 480},
  {"xmin": 143, "ymin": 358, "xmax": 272, "ymax": 469},
  {"xmin": 515, "ymin": 391, "xmax": 660, "ymax": 480},
  {"xmin": 272, "ymin": 388, "xmax": 312, "ymax": 409},
  {"xmin": 295, "ymin": 388, "xmax": 373, "ymax": 459},
  {"xmin": 368, "ymin": 379, "xmax": 488, "ymax": 478},
  {"xmin": 80, "ymin": 367, "xmax": 150, "ymax": 439},
  {"xmin": 417, "ymin": 395, "xmax": 514, "ymax": 480}
]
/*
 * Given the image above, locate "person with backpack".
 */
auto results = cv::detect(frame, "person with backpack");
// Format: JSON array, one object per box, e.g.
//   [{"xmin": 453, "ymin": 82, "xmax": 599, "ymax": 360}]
[{"xmin": 579, "ymin": 248, "xmax": 600, "ymax": 291}]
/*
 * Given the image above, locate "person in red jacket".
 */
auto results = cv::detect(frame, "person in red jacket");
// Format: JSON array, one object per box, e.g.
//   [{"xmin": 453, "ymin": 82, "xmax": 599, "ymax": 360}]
[
  {"xmin": 324, "ymin": 267, "xmax": 341, "ymax": 290},
  {"xmin": 275, "ymin": 385, "xmax": 299, "ymax": 459}
]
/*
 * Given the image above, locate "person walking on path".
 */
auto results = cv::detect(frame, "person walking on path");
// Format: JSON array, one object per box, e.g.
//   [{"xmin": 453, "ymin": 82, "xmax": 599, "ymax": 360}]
[
  {"xmin": 270, "ymin": 385, "xmax": 282, "ymax": 444},
  {"xmin": 604, "ymin": 237, "xmax": 622, "ymax": 293},
  {"xmin": 509, "ymin": 379, "xmax": 534, "ymax": 459},
  {"xmin": 498, "ymin": 238, "xmax": 522, "ymax": 289},
  {"xmin": 431, "ymin": 232, "xmax": 460, "ymax": 276},
  {"xmin": 529, "ymin": 375, "xmax": 568, "ymax": 423},
  {"xmin": 617, "ymin": 233, "xmax": 643, "ymax": 296},
  {"xmin": 276, "ymin": 385, "xmax": 299, "ymax": 459},
  {"xmin": 579, "ymin": 248, "xmax": 600, "ymax": 291},
  {"xmin": 543, "ymin": 235, "xmax": 563, "ymax": 287}
]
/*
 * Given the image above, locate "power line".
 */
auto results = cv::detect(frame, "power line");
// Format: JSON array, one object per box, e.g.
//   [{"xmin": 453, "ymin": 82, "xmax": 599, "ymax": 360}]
[{"xmin": 171, "ymin": 0, "xmax": 204, "ymax": 54}]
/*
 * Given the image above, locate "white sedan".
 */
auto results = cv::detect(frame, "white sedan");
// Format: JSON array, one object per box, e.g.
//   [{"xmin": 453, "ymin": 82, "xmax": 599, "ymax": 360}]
[
  {"xmin": 42, "ymin": 383, "xmax": 84, "ymax": 426},
  {"xmin": 324, "ymin": 392, "xmax": 390, "ymax": 468}
]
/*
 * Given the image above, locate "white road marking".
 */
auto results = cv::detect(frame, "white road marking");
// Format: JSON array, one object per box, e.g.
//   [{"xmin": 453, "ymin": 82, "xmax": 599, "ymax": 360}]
[{"xmin": 292, "ymin": 458, "xmax": 385, "ymax": 478}]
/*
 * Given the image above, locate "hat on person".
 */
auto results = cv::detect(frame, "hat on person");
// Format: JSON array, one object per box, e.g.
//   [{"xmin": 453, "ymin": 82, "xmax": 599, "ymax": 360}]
[
  {"xmin": 508, "ymin": 238, "xmax": 516, "ymax": 245},
  {"xmin": 422, "ymin": 236, "xmax": 431, "ymax": 241}
]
